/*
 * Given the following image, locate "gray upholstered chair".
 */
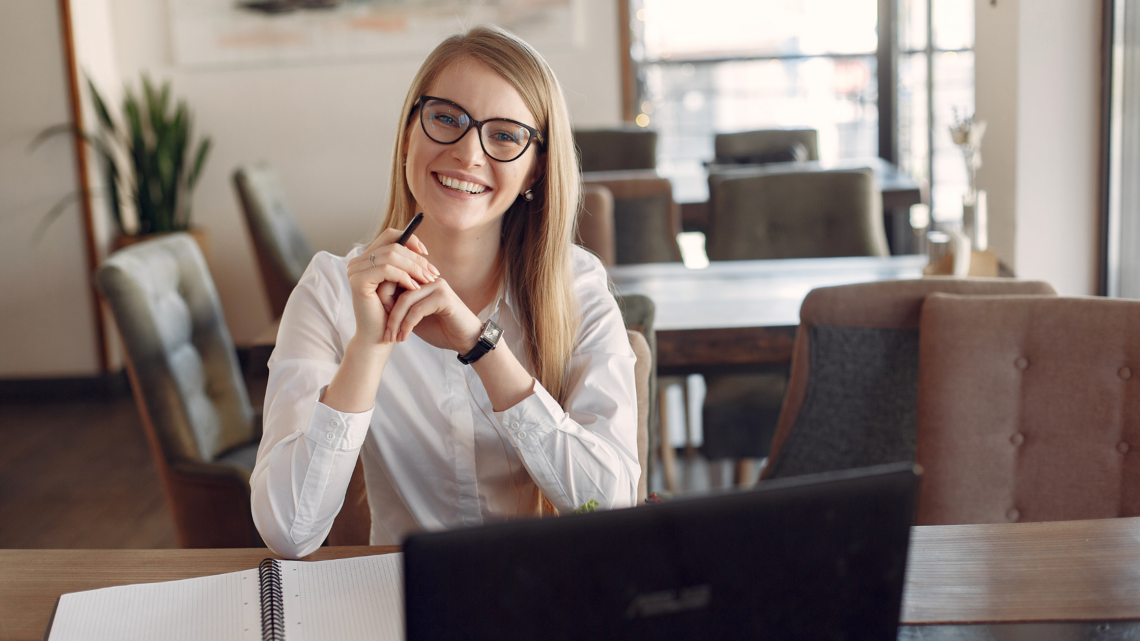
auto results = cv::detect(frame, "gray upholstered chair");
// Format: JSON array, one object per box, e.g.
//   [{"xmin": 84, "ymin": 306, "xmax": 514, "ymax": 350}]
[
  {"xmin": 582, "ymin": 171, "xmax": 683, "ymax": 265},
  {"xmin": 614, "ymin": 295, "xmax": 658, "ymax": 495},
  {"xmin": 574, "ymin": 128, "xmax": 657, "ymax": 172},
  {"xmin": 713, "ymin": 128, "xmax": 819, "ymax": 164},
  {"xmin": 576, "ymin": 184, "xmax": 616, "ymax": 266},
  {"xmin": 762, "ymin": 278, "xmax": 1058, "ymax": 482},
  {"xmin": 233, "ymin": 163, "xmax": 315, "ymax": 318},
  {"xmin": 96, "ymin": 233, "xmax": 263, "ymax": 548},
  {"xmin": 701, "ymin": 168, "xmax": 885, "ymax": 485},
  {"xmin": 628, "ymin": 329, "xmax": 652, "ymax": 502},
  {"xmin": 705, "ymin": 167, "xmax": 889, "ymax": 261},
  {"xmin": 916, "ymin": 294, "xmax": 1140, "ymax": 525}
]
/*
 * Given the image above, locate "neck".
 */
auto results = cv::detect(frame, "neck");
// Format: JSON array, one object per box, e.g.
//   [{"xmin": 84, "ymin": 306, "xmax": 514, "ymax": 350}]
[{"xmin": 414, "ymin": 214, "xmax": 503, "ymax": 315}]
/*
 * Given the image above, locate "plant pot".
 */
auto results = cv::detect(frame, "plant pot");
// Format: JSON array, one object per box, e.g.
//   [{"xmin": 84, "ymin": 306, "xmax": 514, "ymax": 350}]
[{"xmin": 112, "ymin": 228, "xmax": 209, "ymax": 259}]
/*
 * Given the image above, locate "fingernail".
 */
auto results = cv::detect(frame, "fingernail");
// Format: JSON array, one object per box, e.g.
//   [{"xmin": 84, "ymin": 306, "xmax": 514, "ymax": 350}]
[
  {"xmin": 383, "ymin": 330, "xmax": 391, "ymax": 343},
  {"xmin": 412, "ymin": 282, "xmax": 420, "ymax": 290},
  {"xmin": 429, "ymin": 265, "xmax": 441, "ymax": 276}
]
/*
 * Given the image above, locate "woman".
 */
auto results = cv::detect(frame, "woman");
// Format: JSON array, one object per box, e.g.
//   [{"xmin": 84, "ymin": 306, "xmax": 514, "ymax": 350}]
[{"xmin": 251, "ymin": 25, "xmax": 639, "ymax": 558}]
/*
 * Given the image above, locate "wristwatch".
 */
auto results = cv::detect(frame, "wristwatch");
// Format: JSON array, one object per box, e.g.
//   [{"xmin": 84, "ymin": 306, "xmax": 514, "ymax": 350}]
[{"xmin": 457, "ymin": 319, "xmax": 503, "ymax": 365}]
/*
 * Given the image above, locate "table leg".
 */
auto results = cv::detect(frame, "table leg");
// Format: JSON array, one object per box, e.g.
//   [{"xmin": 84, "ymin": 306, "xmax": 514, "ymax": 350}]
[{"xmin": 657, "ymin": 391, "xmax": 678, "ymax": 492}]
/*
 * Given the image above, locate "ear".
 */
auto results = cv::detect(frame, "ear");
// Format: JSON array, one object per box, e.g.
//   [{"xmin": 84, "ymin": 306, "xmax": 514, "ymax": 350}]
[{"xmin": 525, "ymin": 150, "xmax": 547, "ymax": 193}]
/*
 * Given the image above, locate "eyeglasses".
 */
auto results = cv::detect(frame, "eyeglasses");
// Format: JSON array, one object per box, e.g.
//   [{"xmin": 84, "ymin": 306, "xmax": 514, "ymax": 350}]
[{"xmin": 417, "ymin": 95, "xmax": 544, "ymax": 163}]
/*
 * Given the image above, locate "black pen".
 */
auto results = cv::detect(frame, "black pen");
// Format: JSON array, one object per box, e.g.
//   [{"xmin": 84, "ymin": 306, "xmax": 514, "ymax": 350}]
[{"xmin": 397, "ymin": 212, "xmax": 424, "ymax": 246}]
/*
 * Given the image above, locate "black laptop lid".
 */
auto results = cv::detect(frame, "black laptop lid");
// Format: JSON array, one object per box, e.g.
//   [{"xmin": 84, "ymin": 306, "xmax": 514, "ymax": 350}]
[{"xmin": 404, "ymin": 462, "xmax": 920, "ymax": 641}]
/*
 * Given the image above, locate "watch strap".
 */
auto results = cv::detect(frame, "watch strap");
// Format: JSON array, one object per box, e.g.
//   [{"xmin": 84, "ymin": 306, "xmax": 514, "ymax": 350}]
[{"xmin": 457, "ymin": 319, "xmax": 501, "ymax": 365}]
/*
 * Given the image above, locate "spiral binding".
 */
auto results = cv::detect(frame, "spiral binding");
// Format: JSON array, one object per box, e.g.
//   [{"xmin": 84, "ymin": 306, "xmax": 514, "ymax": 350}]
[{"xmin": 258, "ymin": 558, "xmax": 285, "ymax": 641}]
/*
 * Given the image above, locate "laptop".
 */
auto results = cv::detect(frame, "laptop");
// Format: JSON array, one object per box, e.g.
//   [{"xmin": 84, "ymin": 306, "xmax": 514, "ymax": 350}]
[{"xmin": 403, "ymin": 462, "xmax": 920, "ymax": 641}]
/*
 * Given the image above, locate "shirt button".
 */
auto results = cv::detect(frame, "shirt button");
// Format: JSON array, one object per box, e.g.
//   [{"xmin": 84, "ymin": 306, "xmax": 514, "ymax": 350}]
[
  {"xmin": 1007, "ymin": 508, "xmax": 1020, "ymax": 522},
  {"xmin": 511, "ymin": 422, "xmax": 520, "ymax": 430},
  {"xmin": 325, "ymin": 432, "xmax": 335, "ymax": 441},
  {"xmin": 517, "ymin": 431, "xmax": 527, "ymax": 439},
  {"xmin": 1014, "ymin": 357, "xmax": 1029, "ymax": 370},
  {"xmin": 331, "ymin": 420, "xmax": 340, "ymax": 427},
  {"xmin": 1119, "ymin": 442, "xmax": 1131, "ymax": 454},
  {"xmin": 1010, "ymin": 433, "xmax": 1025, "ymax": 447}
]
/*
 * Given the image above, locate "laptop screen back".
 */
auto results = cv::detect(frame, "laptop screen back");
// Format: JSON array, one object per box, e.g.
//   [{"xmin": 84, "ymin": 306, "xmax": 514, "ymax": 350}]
[{"xmin": 404, "ymin": 463, "xmax": 919, "ymax": 641}]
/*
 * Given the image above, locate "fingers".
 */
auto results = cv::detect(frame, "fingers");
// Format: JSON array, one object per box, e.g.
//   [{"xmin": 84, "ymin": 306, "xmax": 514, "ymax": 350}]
[
  {"xmin": 403, "ymin": 233, "xmax": 429, "ymax": 256},
  {"xmin": 349, "ymin": 245, "xmax": 439, "ymax": 285},
  {"xmin": 378, "ymin": 281, "xmax": 398, "ymax": 313},
  {"xmin": 385, "ymin": 281, "xmax": 445, "ymax": 343},
  {"xmin": 350, "ymin": 263, "xmax": 420, "ymax": 294}
]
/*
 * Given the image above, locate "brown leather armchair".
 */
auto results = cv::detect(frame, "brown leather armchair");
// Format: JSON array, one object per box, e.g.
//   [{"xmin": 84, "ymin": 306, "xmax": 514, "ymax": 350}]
[
  {"xmin": 916, "ymin": 294, "xmax": 1140, "ymax": 525},
  {"xmin": 576, "ymin": 184, "xmax": 616, "ymax": 266},
  {"xmin": 764, "ymin": 278, "xmax": 1057, "ymax": 482},
  {"xmin": 714, "ymin": 128, "xmax": 819, "ymax": 164},
  {"xmin": 706, "ymin": 167, "xmax": 889, "ymax": 261},
  {"xmin": 582, "ymin": 171, "xmax": 683, "ymax": 265},
  {"xmin": 574, "ymin": 128, "xmax": 657, "ymax": 172}
]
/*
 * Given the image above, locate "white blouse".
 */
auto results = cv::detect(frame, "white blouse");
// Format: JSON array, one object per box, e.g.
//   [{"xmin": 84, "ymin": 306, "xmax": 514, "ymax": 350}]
[{"xmin": 250, "ymin": 244, "xmax": 639, "ymax": 558}]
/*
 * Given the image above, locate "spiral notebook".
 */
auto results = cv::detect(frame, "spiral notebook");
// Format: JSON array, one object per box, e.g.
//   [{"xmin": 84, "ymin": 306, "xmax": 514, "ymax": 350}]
[{"xmin": 42, "ymin": 553, "xmax": 404, "ymax": 641}]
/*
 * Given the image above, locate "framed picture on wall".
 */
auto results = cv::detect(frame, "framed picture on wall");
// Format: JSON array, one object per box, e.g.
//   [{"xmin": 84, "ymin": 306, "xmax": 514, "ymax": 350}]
[{"xmin": 169, "ymin": 0, "xmax": 583, "ymax": 68}]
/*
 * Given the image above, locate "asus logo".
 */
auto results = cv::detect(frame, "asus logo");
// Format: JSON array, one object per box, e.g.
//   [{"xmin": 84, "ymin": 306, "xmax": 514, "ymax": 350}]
[{"xmin": 624, "ymin": 585, "xmax": 712, "ymax": 619}]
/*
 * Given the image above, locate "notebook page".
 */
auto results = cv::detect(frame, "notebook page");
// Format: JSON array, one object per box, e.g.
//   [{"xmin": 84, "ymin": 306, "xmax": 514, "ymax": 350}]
[
  {"xmin": 278, "ymin": 553, "xmax": 404, "ymax": 641},
  {"xmin": 47, "ymin": 568, "xmax": 262, "ymax": 641}
]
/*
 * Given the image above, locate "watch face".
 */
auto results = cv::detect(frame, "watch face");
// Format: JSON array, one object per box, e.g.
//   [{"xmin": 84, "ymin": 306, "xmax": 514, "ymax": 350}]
[{"xmin": 482, "ymin": 322, "xmax": 502, "ymax": 343}]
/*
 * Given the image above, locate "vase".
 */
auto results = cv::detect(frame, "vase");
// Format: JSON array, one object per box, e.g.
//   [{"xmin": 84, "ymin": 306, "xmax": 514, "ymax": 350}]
[{"xmin": 962, "ymin": 190, "xmax": 988, "ymax": 252}]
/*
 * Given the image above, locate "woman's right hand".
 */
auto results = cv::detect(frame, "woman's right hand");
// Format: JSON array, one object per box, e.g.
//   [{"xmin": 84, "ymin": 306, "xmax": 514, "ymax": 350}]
[{"xmin": 346, "ymin": 227, "xmax": 440, "ymax": 348}]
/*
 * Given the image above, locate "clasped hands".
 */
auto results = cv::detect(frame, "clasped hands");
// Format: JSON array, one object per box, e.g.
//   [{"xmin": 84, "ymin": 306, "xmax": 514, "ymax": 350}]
[{"xmin": 347, "ymin": 227, "xmax": 482, "ymax": 355}]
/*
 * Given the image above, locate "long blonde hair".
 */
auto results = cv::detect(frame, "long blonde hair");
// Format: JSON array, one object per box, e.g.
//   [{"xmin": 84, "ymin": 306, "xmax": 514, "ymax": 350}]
[{"xmin": 379, "ymin": 26, "xmax": 580, "ymax": 514}]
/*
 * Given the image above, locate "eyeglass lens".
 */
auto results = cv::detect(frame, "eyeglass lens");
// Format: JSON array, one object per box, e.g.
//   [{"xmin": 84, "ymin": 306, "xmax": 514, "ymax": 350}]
[{"xmin": 421, "ymin": 99, "xmax": 534, "ymax": 161}]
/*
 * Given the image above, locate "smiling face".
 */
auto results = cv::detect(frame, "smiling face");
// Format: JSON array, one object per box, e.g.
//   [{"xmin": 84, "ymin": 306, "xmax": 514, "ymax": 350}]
[{"xmin": 404, "ymin": 57, "xmax": 543, "ymax": 237}]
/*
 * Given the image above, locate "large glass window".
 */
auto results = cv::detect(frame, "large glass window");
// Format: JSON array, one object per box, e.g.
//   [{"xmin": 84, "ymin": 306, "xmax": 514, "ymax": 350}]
[{"xmin": 632, "ymin": 0, "xmax": 975, "ymax": 225}]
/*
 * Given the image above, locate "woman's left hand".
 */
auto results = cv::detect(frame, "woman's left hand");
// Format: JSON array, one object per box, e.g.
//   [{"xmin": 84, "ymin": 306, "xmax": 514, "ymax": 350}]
[{"xmin": 383, "ymin": 278, "xmax": 483, "ymax": 354}]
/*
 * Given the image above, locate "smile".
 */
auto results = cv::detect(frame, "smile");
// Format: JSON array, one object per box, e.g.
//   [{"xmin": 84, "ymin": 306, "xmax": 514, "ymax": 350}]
[{"xmin": 436, "ymin": 173, "xmax": 487, "ymax": 195}]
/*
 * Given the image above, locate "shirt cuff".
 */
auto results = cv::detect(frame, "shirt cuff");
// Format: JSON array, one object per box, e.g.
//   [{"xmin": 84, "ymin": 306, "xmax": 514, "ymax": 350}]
[
  {"xmin": 494, "ymin": 379, "xmax": 563, "ymax": 446},
  {"xmin": 304, "ymin": 389, "xmax": 373, "ymax": 451}
]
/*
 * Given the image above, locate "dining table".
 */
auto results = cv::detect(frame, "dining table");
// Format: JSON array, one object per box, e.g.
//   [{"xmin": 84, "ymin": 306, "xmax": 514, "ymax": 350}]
[
  {"xmin": 6, "ymin": 516, "xmax": 1140, "ymax": 641},
  {"xmin": 608, "ymin": 254, "xmax": 928, "ymax": 376}
]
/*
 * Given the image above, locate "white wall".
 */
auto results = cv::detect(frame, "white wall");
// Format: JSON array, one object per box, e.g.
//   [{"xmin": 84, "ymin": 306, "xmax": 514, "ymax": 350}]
[
  {"xmin": 0, "ymin": 0, "xmax": 102, "ymax": 378},
  {"xmin": 975, "ymin": 0, "xmax": 1101, "ymax": 295},
  {"xmin": 88, "ymin": 0, "xmax": 624, "ymax": 343}
]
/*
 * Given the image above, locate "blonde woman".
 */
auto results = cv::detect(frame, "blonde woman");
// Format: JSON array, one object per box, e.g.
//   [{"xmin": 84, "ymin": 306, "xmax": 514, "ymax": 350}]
[{"xmin": 251, "ymin": 26, "xmax": 639, "ymax": 559}]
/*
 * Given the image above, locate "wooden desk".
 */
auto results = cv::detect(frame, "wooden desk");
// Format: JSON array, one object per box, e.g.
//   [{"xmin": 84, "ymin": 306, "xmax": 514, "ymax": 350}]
[
  {"xmin": 609, "ymin": 255, "xmax": 927, "ymax": 375},
  {"xmin": 0, "ymin": 545, "xmax": 399, "ymax": 641},
  {"xmin": 7, "ymin": 518, "xmax": 1140, "ymax": 640}
]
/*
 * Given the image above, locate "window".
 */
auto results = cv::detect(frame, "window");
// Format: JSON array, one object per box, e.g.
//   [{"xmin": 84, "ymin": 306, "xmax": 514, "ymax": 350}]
[{"xmin": 631, "ymin": 0, "xmax": 975, "ymax": 225}]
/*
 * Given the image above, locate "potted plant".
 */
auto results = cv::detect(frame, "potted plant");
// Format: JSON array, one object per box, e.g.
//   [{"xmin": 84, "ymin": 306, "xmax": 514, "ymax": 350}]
[{"xmin": 34, "ymin": 74, "xmax": 212, "ymax": 252}]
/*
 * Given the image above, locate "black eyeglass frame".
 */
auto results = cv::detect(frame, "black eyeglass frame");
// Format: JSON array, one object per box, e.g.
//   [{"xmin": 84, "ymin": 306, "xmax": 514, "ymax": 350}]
[{"xmin": 416, "ymin": 95, "xmax": 545, "ymax": 162}]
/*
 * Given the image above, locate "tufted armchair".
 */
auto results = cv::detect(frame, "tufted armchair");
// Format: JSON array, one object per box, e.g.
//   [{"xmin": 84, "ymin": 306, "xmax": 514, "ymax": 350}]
[
  {"xmin": 706, "ymin": 167, "xmax": 888, "ymax": 262},
  {"xmin": 916, "ymin": 294, "xmax": 1140, "ymax": 525},
  {"xmin": 764, "ymin": 278, "xmax": 1057, "ymax": 482},
  {"xmin": 96, "ymin": 233, "xmax": 263, "ymax": 548}
]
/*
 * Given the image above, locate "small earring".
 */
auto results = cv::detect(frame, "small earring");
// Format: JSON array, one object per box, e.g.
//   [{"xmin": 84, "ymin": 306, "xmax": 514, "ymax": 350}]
[{"xmin": 523, "ymin": 189, "xmax": 534, "ymax": 201}]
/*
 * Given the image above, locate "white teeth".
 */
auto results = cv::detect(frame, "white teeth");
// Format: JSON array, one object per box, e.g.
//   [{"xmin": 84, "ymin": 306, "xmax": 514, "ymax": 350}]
[{"xmin": 437, "ymin": 174, "xmax": 486, "ymax": 194}]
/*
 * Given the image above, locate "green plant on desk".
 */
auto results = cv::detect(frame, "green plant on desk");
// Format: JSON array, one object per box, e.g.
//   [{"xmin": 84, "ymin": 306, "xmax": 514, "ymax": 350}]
[{"xmin": 31, "ymin": 74, "xmax": 211, "ymax": 240}]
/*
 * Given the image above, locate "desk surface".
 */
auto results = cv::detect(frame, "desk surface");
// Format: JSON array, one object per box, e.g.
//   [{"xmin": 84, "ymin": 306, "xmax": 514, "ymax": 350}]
[
  {"xmin": 609, "ymin": 255, "xmax": 928, "ymax": 332},
  {"xmin": 5, "ymin": 518, "xmax": 1140, "ymax": 640}
]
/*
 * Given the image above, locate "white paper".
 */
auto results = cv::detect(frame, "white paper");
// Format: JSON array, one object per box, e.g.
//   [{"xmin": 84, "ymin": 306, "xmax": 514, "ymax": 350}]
[
  {"xmin": 47, "ymin": 554, "xmax": 404, "ymax": 641},
  {"xmin": 48, "ymin": 568, "xmax": 261, "ymax": 641},
  {"xmin": 281, "ymin": 554, "xmax": 405, "ymax": 641}
]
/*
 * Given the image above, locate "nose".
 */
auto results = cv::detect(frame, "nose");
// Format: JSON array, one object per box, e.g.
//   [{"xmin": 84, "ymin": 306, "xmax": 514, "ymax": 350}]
[{"xmin": 449, "ymin": 126, "xmax": 486, "ymax": 168}]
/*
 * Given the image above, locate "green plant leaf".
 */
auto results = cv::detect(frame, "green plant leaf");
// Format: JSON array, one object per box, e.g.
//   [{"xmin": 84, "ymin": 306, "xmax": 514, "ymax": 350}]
[
  {"xmin": 85, "ymin": 74, "xmax": 116, "ymax": 134},
  {"xmin": 187, "ymin": 136, "xmax": 211, "ymax": 190},
  {"xmin": 31, "ymin": 191, "xmax": 82, "ymax": 243}
]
